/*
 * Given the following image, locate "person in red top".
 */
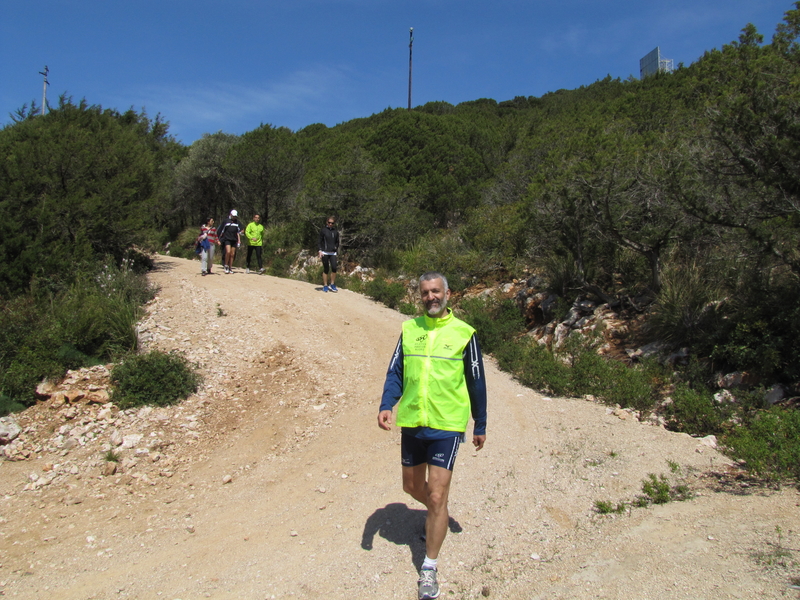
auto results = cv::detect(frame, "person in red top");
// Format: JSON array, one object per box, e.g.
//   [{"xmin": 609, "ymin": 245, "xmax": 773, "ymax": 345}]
[{"xmin": 199, "ymin": 217, "xmax": 221, "ymax": 276}]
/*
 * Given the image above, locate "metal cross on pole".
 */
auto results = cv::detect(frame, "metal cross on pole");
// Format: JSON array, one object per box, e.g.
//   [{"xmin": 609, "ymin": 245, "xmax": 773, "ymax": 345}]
[{"xmin": 39, "ymin": 66, "xmax": 49, "ymax": 116}]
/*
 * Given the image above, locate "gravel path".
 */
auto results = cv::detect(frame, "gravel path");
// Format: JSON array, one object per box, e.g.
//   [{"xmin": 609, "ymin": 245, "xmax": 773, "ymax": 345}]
[{"xmin": 0, "ymin": 255, "xmax": 798, "ymax": 600}]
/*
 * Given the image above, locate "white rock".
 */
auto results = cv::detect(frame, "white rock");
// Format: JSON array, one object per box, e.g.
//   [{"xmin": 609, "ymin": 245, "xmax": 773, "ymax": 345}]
[
  {"xmin": 0, "ymin": 418, "xmax": 22, "ymax": 444},
  {"xmin": 121, "ymin": 434, "xmax": 143, "ymax": 449},
  {"xmin": 697, "ymin": 435, "xmax": 718, "ymax": 449}
]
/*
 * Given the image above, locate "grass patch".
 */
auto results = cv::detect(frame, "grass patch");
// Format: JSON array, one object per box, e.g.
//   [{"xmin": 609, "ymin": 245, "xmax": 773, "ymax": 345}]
[
  {"xmin": 104, "ymin": 449, "xmax": 121, "ymax": 463},
  {"xmin": 752, "ymin": 526, "xmax": 796, "ymax": 568},
  {"xmin": 594, "ymin": 500, "xmax": 627, "ymax": 515},
  {"xmin": 594, "ymin": 464, "xmax": 693, "ymax": 515}
]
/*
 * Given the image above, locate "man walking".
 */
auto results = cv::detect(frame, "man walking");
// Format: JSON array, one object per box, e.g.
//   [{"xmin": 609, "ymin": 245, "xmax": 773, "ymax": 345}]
[
  {"xmin": 318, "ymin": 216, "xmax": 340, "ymax": 292},
  {"xmin": 216, "ymin": 210, "xmax": 242, "ymax": 274},
  {"xmin": 245, "ymin": 214, "xmax": 265, "ymax": 274},
  {"xmin": 378, "ymin": 272, "xmax": 487, "ymax": 600}
]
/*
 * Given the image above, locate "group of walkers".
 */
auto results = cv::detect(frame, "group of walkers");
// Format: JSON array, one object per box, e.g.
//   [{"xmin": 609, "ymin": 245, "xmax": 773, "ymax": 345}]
[
  {"xmin": 196, "ymin": 212, "xmax": 340, "ymax": 290},
  {"xmin": 196, "ymin": 210, "xmax": 266, "ymax": 276}
]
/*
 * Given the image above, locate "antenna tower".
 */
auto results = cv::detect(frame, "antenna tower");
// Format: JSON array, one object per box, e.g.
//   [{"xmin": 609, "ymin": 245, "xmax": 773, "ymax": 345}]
[
  {"xmin": 39, "ymin": 66, "xmax": 49, "ymax": 115},
  {"xmin": 408, "ymin": 28, "xmax": 414, "ymax": 110}
]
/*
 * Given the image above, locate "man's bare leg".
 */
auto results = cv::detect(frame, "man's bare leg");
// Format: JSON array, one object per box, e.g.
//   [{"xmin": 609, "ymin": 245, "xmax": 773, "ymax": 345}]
[
  {"xmin": 403, "ymin": 464, "xmax": 453, "ymax": 559},
  {"xmin": 423, "ymin": 465, "xmax": 452, "ymax": 559}
]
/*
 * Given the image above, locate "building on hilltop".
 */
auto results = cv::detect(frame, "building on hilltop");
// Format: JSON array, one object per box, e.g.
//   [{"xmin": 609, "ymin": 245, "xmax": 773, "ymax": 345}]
[{"xmin": 639, "ymin": 47, "xmax": 674, "ymax": 78}]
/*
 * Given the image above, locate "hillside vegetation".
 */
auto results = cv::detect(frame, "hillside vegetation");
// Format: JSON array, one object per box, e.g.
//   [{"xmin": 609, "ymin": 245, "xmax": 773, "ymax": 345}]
[{"xmin": 2, "ymin": 4, "xmax": 800, "ymax": 480}]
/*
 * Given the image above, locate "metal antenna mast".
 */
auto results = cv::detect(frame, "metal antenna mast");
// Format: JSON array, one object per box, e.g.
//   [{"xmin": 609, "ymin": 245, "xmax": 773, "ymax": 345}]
[
  {"xmin": 39, "ymin": 66, "xmax": 49, "ymax": 115},
  {"xmin": 408, "ymin": 28, "xmax": 414, "ymax": 110}
]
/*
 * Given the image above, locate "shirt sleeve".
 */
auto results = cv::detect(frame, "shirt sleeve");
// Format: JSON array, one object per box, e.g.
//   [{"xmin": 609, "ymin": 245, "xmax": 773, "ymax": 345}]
[
  {"xmin": 379, "ymin": 336, "xmax": 404, "ymax": 412},
  {"xmin": 464, "ymin": 333, "xmax": 487, "ymax": 435}
]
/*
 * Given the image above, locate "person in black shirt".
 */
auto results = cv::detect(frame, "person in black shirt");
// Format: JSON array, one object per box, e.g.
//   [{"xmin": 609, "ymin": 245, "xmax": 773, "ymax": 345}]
[
  {"xmin": 217, "ymin": 210, "xmax": 242, "ymax": 274},
  {"xmin": 318, "ymin": 216, "xmax": 340, "ymax": 292}
]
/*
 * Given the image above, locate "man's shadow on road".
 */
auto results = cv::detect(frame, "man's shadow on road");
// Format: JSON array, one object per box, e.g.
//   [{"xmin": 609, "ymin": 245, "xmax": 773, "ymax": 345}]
[{"xmin": 361, "ymin": 502, "xmax": 463, "ymax": 571}]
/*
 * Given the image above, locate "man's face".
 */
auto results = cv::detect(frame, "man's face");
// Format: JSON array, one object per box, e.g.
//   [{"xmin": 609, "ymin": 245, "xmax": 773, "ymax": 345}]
[
  {"xmin": 420, "ymin": 278, "xmax": 450, "ymax": 318},
  {"xmin": 253, "ymin": 215, "xmax": 260, "ymax": 223}
]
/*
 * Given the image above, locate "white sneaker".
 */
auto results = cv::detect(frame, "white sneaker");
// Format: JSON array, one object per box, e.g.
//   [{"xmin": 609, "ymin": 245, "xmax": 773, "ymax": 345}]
[
  {"xmin": 246, "ymin": 268, "xmax": 250, "ymax": 274},
  {"xmin": 418, "ymin": 569, "xmax": 439, "ymax": 599}
]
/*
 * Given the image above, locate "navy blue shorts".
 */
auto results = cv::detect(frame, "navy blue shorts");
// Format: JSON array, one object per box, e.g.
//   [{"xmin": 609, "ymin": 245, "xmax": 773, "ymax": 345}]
[{"xmin": 401, "ymin": 434, "xmax": 462, "ymax": 471}]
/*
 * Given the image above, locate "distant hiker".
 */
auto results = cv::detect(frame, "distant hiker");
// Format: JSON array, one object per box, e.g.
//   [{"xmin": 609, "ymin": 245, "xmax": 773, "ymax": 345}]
[
  {"xmin": 198, "ymin": 217, "xmax": 220, "ymax": 276},
  {"xmin": 378, "ymin": 271, "xmax": 487, "ymax": 600},
  {"xmin": 245, "ymin": 214, "xmax": 265, "ymax": 274},
  {"xmin": 217, "ymin": 210, "xmax": 242, "ymax": 274},
  {"xmin": 318, "ymin": 215, "xmax": 340, "ymax": 292}
]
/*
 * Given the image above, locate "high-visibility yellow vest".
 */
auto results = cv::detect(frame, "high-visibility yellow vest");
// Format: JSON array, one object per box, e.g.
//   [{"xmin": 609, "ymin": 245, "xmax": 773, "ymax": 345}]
[{"xmin": 396, "ymin": 310, "xmax": 475, "ymax": 432}]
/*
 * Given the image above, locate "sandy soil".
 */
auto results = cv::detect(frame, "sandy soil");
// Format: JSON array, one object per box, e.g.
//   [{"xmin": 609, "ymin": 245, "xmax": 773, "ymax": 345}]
[{"xmin": 1, "ymin": 255, "xmax": 798, "ymax": 600}]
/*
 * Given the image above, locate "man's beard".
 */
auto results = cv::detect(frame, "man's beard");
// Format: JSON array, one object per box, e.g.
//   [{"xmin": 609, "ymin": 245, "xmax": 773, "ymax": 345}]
[{"xmin": 424, "ymin": 295, "xmax": 447, "ymax": 317}]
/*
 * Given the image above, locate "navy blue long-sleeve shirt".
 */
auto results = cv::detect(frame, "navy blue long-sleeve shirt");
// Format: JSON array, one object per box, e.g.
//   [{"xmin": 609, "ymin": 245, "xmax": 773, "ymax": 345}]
[{"xmin": 380, "ymin": 332, "xmax": 487, "ymax": 438}]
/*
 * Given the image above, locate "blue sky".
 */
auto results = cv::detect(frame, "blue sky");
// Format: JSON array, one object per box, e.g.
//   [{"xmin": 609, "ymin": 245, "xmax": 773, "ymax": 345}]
[{"xmin": 1, "ymin": 0, "xmax": 792, "ymax": 145}]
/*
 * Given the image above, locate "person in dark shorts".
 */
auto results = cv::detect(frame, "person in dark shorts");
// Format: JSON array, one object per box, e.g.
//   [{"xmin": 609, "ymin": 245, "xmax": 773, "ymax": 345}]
[
  {"xmin": 245, "ymin": 214, "xmax": 265, "ymax": 274},
  {"xmin": 378, "ymin": 272, "xmax": 487, "ymax": 600},
  {"xmin": 216, "ymin": 210, "xmax": 242, "ymax": 274},
  {"xmin": 318, "ymin": 216, "xmax": 340, "ymax": 292}
]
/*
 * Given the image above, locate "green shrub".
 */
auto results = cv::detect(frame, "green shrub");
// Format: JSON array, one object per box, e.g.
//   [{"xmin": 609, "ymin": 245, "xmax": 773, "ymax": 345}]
[
  {"xmin": 297, "ymin": 264, "xmax": 322, "ymax": 284},
  {"xmin": 267, "ymin": 251, "xmax": 295, "ymax": 277},
  {"xmin": 169, "ymin": 227, "xmax": 202, "ymax": 260},
  {"xmin": 723, "ymin": 407, "xmax": 800, "ymax": 481},
  {"xmin": 365, "ymin": 276, "xmax": 407, "ymax": 309},
  {"xmin": 0, "ymin": 394, "xmax": 26, "ymax": 417},
  {"xmin": 399, "ymin": 302, "xmax": 418, "ymax": 316},
  {"xmin": 0, "ymin": 332, "xmax": 64, "ymax": 406},
  {"xmin": 346, "ymin": 277, "xmax": 366, "ymax": 294},
  {"xmin": 46, "ymin": 261, "xmax": 151, "ymax": 363},
  {"xmin": 331, "ymin": 272, "xmax": 354, "ymax": 291},
  {"xmin": 665, "ymin": 383, "xmax": 725, "ymax": 435},
  {"xmin": 645, "ymin": 263, "xmax": 723, "ymax": 346},
  {"xmin": 594, "ymin": 500, "xmax": 614, "ymax": 514},
  {"xmin": 698, "ymin": 277, "xmax": 800, "ymax": 381},
  {"xmin": 459, "ymin": 297, "xmax": 525, "ymax": 355},
  {"xmin": 398, "ymin": 231, "xmax": 483, "ymax": 292},
  {"xmin": 462, "ymin": 204, "xmax": 528, "ymax": 268},
  {"xmin": 541, "ymin": 253, "xmax": 584, "ymax": 297},
  {"xmin": 600, "ymin": 359, "xmax": 662, "ymax": 413},
  {"xmin": 500, "ymin": 339, "xmax": 572, "ymax": 397},
  {"xmin": 640, "ymin": 473, "xmax": 672, "ymax": 505},
  {"xmin": 110, "ymin": 350, "xmax": 201, "ymax": 409}
]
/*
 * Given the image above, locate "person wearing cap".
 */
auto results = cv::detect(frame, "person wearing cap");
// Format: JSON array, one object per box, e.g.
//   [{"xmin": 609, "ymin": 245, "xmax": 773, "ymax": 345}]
[{"xmin": 216, "ymin": 210, "xmax": 243, "ymax": 274}]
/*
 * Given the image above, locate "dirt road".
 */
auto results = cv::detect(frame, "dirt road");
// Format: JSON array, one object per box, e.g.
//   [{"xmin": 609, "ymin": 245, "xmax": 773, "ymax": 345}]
[{"xmin": 0, "ymin": 255, "xmax": 798, "ymax": 599}]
